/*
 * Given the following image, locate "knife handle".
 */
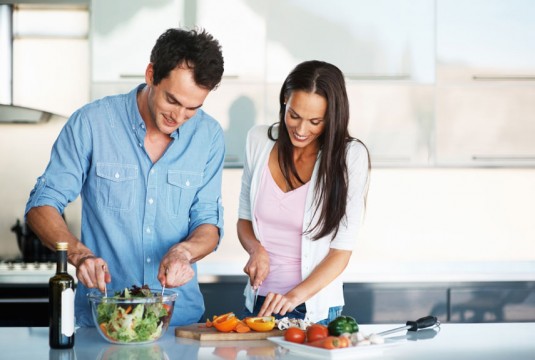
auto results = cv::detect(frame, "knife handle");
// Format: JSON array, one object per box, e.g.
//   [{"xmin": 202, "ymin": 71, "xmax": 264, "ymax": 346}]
[{"xmin": 406, "ymin": 316, "xmax": 438, "ymax": 331}]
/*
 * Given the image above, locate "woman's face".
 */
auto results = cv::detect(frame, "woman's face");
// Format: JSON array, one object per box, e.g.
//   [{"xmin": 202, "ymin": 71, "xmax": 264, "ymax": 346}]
[{"xmin": 284, "ymin": 90, "xmax": 327, "ymax": 150}]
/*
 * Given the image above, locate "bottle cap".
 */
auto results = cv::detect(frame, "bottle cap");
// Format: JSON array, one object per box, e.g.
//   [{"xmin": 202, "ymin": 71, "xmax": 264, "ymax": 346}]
[{"xmin": 56, "ymin": 242, "xmax": 68, "ymax": 251}]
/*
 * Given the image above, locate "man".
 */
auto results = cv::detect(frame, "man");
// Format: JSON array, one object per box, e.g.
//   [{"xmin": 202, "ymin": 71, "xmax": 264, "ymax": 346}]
[{"xmin": 25, "ymin": 28, "xmax": 225, "ymax": 326}]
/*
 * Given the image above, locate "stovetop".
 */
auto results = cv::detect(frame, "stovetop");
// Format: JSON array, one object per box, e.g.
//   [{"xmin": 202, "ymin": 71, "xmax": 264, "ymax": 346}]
[{"xmin": 0, "ymin": 259, "xmax": 77, "ymax": 284}]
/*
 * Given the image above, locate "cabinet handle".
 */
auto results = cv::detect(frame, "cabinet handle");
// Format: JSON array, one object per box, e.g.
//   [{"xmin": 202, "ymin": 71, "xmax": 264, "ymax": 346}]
[
  {"xmin": 472, "ymin": 155, "xmax": 535, "ymax": 161},
  {"xmin": 120, "ymin": 74, "xmax": 240, "ymax": 80},
  {"xmin": 345, "ymin": 74, "xmax": 410, "ymax": 81},
  {"xmin": 472, "ymin": 75, "xmax": 535, "ymax": 81},
  {"xmin": 119, "ymin": 74, "xmax": 145, "ymax": 79},
  {"xmin": 372, "ymin": 156, "xmax": 412, "ymax": 162}
]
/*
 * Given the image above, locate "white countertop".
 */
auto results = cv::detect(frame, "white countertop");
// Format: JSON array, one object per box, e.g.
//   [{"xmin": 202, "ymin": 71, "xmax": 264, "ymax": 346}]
[{"xmin": 1, "ymin": 323, "xmax": 534, "ymax": 359}]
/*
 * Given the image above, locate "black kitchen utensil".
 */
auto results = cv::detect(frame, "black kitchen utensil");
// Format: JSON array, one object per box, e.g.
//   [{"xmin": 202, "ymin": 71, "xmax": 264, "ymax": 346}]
[
  {"xmin": 377, "ymin": 315, "xmax": 439, "ymax": 336},
  {"xmin": 11, "ymin": 219, "xmax": 55, "ymax": 262}
]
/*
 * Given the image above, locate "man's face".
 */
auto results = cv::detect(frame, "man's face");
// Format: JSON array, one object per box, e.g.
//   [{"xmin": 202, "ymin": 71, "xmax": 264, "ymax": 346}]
[{"xmin": 145, "ymin": 64, "xmax": 210, "ymax": 135}]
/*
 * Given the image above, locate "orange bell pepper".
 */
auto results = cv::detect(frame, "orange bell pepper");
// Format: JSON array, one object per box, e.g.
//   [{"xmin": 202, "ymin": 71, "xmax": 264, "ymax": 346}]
[{"xmin": 212, "ymin": 312, "xmax": 240, "ymax": 332}]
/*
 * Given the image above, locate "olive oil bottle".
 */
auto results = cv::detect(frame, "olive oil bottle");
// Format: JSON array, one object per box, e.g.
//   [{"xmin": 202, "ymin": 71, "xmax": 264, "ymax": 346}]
[{"xmin": 49, "ymin": 242, "xmax": 75, "ymax": 349}]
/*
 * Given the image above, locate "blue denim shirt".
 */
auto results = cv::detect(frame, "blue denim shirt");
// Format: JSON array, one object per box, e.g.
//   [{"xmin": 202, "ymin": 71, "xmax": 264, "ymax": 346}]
[{"xmin": 25, "ymin": 84, "xmax": 225, "ymax": 326}]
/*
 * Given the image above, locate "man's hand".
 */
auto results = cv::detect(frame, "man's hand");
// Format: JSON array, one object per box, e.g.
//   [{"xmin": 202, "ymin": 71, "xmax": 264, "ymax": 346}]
[
  {"xmin": 74, "ymin": 255, "xmax": 111, "ymax": 293},
  {"xmin": 158, "ymin": 224, "xmax": 219, "ymax": 288},
  {"xmin": 158, "ymin": 245, "xmax": 195, "ymax": 287}
]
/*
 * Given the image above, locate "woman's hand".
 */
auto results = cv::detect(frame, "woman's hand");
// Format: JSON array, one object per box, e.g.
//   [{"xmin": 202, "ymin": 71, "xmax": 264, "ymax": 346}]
[
  {"xmin": 257, "ymin": 292, "xmax": 300, "ymax": 317},
  {"xmin": 237, "ymin": 219, "xmax": 270, "ymax": 289},
  {"xmin": 243, "ymin": 244, "xmax": 270, "ymax": 289}
]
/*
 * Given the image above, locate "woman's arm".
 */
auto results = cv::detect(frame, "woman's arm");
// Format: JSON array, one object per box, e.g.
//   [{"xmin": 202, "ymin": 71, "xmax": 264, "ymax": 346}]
[
  {"xmin": 258, "ymin": 248, "xmax": 351, "ymax": 317},
  {"xmin": 237, "ymin": 218, "xmax": 270, "ymax": 289}
]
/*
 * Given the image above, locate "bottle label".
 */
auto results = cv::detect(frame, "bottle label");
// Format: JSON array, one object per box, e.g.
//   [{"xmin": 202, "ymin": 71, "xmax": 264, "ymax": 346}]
[{"xmin": 61, "ymin": 288, "xmax": 75, "ymax": 337}]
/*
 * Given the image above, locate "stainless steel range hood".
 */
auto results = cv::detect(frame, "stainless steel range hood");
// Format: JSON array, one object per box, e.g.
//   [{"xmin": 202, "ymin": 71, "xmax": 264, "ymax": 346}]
[
  {"xmin": 0, "ymin": 3, "xmax": 52, "ymax": 123},
  {"xmin": 0, "ymin": 4, "xmax": 13, "ymax": 106},
  {"xmin": 0, "ymin": 103, "xmax": 52, "ymax": 123}
]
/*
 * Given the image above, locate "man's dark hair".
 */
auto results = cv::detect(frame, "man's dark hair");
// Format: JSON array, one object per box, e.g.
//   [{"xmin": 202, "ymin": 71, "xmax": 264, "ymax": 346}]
[{"xmin": 150, "ymin": 28, "xmax": 224, "ymax": 90}]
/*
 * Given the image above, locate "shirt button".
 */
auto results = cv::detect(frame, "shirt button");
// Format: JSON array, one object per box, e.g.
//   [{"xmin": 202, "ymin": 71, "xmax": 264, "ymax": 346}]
[
  {"xmin": 114, "ymin": 172, "xmax": 120, "ymax": 179},
  {"xmin": 139, "ymin": 143, "xmax": 143, "ymax": 147},
  {"xmin": 146, "ymin": 257, "xmax": 151, "ymax": 263},
  {"xmin": 150, "ymin": 169, "xmax": 155, "ymax": 175},
  {"xmin": 146, "ymin": 227, "xmax": 151, "ymax": 234},
  {"xmin": 148, "ymin": 198, "xmax": 154, "ymax": 205},
  {"xmin": 186, "ymin": 180, "xmax": 190, "ymax": 187}
]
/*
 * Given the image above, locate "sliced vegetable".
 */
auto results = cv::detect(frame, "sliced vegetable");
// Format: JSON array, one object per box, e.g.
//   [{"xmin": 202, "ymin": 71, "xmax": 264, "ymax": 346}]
[
  {"xmin": 307, "ymin": 335, "xmax": 350, "ymax": 349},
  {"xmin": 327, "ymin": 316, "xmax": 359, "ymax": 336},
  {"xmin": 235, "ymin": 321, "xmax": 251, "ymax": 333},
  {"xmin": 244, "ymin": 316, "xmax": 276, "ymax": 332},
  {"xmin": 212, "ymin": 312, "xmax": 240, "ymax": 332}
]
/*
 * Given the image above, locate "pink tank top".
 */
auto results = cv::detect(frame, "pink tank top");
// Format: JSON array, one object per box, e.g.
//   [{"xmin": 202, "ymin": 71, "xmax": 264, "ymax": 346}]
[{"xmin": 254, "ymin": 162, "xmax": 310, "ymax": 296}]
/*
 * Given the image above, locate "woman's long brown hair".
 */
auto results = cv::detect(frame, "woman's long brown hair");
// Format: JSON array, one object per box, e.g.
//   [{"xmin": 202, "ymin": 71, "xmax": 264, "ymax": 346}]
[{"xmin": 268, "ymin": 60, "xmax": 370, "ymax": 240}]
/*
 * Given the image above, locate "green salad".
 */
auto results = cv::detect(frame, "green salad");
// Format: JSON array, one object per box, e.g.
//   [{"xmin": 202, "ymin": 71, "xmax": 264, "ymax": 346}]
[{"xmin": 96, "ymin": 285, "xmax": 171, "ymax": 343}]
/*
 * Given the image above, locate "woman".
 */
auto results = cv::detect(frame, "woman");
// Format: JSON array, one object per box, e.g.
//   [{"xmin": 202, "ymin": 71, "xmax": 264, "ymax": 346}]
[{"xmin": 238, "ymin": 60, "xmax": 370, "ymax": 324}]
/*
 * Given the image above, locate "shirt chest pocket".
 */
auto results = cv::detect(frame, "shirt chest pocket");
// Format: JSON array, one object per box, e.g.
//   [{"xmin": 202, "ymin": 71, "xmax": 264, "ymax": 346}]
[
  {"xmin": 96, "ymin": 163, "xmax": 138, "ymax": 211},
  {"xmin": 167, "ymin": 170, "xmax": 203, "ymax": 218}
]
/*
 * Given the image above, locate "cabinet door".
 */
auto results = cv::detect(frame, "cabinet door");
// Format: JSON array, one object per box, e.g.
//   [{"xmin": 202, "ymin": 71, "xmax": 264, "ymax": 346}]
[
  {"xmin": 435, "ymin": 0, "xmax": 535, "ymax": 166},
  {"xmin": 437, "ymin": 0, "xmax": 535, "ymax": 83},
  {"xmin": 91, "ymin": 0, "xmax": 184, "ymax": 87},
  {"xmin": 196, "ymin": 0, "xmax": 267, "ymax": 80},
  {"xmin": 436, "ymin": 86, "xmax": 535, "ymax": 166},
  {"xmin": 347, "ymin": 84, "xmax": 434, "ymax": 166},
  {"xmin": 264, "ymin": 0, "xmax": 435, "ymax": 83}
]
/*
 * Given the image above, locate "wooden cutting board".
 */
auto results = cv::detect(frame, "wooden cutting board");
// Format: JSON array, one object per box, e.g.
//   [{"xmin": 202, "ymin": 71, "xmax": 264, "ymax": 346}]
[{"xmin": 175, "ymin": 323, "xmax": 283, "ymax": 341}]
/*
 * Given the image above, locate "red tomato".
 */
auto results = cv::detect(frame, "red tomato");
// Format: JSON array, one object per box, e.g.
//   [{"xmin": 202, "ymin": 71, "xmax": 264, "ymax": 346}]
[
  {"xmin": 306, "ymin": 324, "xmax": 329, "ymax": 343},
  {"xmin": 284, "ymin": 327, "xmax": 306, "ymax": 344}
]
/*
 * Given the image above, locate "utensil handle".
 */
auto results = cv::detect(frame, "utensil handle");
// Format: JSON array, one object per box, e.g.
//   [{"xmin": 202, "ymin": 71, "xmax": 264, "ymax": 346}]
[{"xmin": 406, "ymin": 316, "xmax": 438, "ymax": 331}]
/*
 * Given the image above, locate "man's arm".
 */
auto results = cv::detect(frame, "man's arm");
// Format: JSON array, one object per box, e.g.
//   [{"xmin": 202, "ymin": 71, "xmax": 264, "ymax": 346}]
[{"xmin": 26, "ymin": 205, "xmax": 110, "ymax": 291}]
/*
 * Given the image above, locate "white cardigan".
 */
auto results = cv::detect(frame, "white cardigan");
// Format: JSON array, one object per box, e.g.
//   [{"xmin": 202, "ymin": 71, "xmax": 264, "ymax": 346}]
[{"xmin": 238, "ymin": 124, "xmax": 369, "ymax": 322}]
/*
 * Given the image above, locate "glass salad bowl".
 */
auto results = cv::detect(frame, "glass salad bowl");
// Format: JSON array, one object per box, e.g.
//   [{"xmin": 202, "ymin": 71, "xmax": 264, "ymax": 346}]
[{"xmin": 88, "ymin": 285, "xmax": 177, "ymax": 344}]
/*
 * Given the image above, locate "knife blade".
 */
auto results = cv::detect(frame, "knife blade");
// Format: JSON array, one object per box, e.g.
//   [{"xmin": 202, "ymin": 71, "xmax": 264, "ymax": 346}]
[{"xmin": 253, "ymin": 286, "xmax": 259, "ymax": 311}]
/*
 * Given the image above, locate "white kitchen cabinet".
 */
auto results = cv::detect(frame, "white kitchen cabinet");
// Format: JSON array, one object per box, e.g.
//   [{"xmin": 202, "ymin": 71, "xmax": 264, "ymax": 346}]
[
  {"xmin": 435, "ymin": 0, "xmax": 535, "ymax": 166},
  {"xmin": 90, "ymin": 0, "xmax": 185, "ymax": 98},
  {"xmin": 437, "ymin": 0, "xmax": 535, "ymax": 83},
  {"xmin": 263, "ymin": 0, "xmax": 435, "ymax": 84},
  {"xmin": 11, "ymin": 5, "xmax": 89, "ymax": 117},
  {"xmin": 195, "ymin": 0, "xmax": 435, "ymax": 166},
  {"xmin": 195, "ymin": 0, "xmax": 267, "ymax": 81},
  {"xmin": 436, "ymin": 86, "xmax": 535, "ymax": 166},
  {"xmin": 201, "ymin": 79, "xmax": 266, "ymax": 167},
  {"xmin": 347, "ymin": 84, "xmax": 434, "ymax": 166}
]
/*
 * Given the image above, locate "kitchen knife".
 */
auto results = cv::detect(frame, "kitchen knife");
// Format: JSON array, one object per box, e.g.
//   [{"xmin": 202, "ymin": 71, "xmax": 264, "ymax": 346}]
[
  {"xmin": 377, "ymin": 316, "xmax": 439, "ymax": 337},
  {"xmin": 253, "ymin": 286, "xmax": 259, "ymax": 310}
]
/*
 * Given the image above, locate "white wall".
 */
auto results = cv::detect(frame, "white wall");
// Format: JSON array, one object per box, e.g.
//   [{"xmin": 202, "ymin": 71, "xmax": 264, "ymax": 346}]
[{"xmin": 203, "ymin": 168, "xmax": 535, "ymax": 280}]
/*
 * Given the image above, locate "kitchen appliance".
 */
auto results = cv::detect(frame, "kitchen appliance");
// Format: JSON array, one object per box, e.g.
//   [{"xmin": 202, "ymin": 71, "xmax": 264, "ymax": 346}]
[
  {"xmin": 0, "ymin": 257, "xmax": 77, "ymax": 327},
  {"xmin": 11, "ymin": 219, "xmax": 56, "ymax": 262}
]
